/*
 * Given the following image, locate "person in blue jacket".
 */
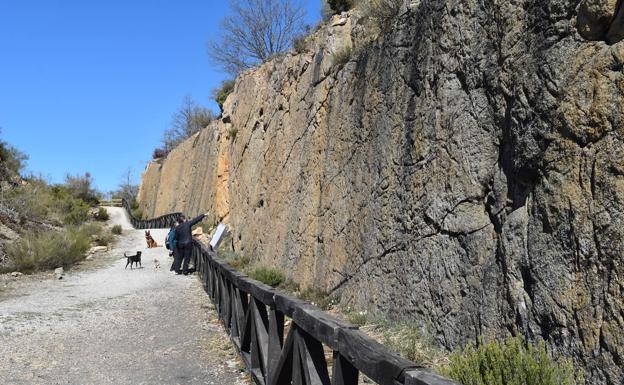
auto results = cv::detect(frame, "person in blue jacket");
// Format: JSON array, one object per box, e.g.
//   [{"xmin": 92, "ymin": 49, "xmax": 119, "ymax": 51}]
[{"xmin": 172, "ymin": 212, "xmax": 209, "ymax": 275}]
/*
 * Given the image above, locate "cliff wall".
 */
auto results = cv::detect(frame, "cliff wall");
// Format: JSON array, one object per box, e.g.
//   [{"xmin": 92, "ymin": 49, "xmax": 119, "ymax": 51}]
[{"xmin": 138, "ymin": 1, "xmax": 624, "ymax": 383}]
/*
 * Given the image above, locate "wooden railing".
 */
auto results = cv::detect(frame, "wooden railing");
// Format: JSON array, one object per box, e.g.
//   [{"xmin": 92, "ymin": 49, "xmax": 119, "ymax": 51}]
[
  {"xmin": 120, "ymin": 198, "xmax": 182, "ymax": 229},
  {"xmin": 99, "ymin": 198, "xmax": 124, "ymax": 207},
  {"xmin": 121, "ymin": 201, "xmax": 459, "ymax": 385},
  {"xmin": 192, "ymin": 239, "xmax": 459, "ymax": 385}
]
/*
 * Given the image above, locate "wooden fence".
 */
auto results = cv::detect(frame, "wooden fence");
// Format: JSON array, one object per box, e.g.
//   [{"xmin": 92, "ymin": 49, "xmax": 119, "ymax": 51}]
[
  {"xmin": 120, "ymin": 198, "xmax": 182, "ymax": 229},
  {"xmin": 122, "ymin": 202, "xmax": 460, "ymax": 385}
]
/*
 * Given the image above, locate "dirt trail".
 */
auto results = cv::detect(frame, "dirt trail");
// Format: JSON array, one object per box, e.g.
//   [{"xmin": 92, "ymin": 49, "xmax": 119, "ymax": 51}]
[{"xmin": 0, "ymin": 207, "xmax": 247, "ymax": 385}]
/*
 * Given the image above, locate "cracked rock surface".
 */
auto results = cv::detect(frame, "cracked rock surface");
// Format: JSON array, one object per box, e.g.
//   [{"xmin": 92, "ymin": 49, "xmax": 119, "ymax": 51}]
[
  {"xmin": 0, "ymin": 207, "xmax": 247, "ymax": 385},
  {"xmin": 138, "ymin": 2, "xmax": 624, "ymax": 383}
]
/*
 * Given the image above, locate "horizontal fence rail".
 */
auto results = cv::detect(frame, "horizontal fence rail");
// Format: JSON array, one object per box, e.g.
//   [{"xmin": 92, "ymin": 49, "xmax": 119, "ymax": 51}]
[
  {"xmin": 120, "ymin": 202, "xmax": 459, "ymax": 385},
  {"xmin": 192, "ymin": 239, "xmax": 460, "ymax": 385},
  {"xmin": 120, "ymin": 198, "xmax": 182, "ymax": 229},
  {"xmin": 99, "ymin": 198, "xmax": 124, "ymax": 207}
]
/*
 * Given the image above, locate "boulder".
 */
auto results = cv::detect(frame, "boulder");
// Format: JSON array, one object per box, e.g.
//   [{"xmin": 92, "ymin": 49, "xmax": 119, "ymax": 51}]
[
  {"xmin": 577, "ymin": 0, "xmax": 621, "ymax": 41},
  {"xmin": 54, "ymin": 267, "xmax": 64, "ymax": 280},
  {"xmin": 10, "ymin": 271, "xmax": 22, "ymax": 278},
  {"xmin": 607, "ymin": 4, "xmax": 624, "ymax": 43}
]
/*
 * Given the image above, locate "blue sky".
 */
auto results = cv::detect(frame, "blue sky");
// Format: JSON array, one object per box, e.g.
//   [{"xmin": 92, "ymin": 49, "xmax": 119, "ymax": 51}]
[{"xmin": 0, "ymin": 0, "xmax": 321, "ymax": 193}]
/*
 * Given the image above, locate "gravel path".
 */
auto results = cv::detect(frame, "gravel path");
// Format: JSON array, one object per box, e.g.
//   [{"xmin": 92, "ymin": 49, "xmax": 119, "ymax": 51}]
[{"xmin": 0, "ymin": 207, "xmax": 248, "ymax": 385}]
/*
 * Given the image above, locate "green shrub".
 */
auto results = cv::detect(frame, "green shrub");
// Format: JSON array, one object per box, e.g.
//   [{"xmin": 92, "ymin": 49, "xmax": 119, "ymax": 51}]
[
  {"xmin": 96, "ymin": 232, "xmax": 115, "ymax": 247},
  {"xmin": 2, "ymin": 227, "xmax": 91, "ymax": 273},
  {"xmin": 0, "ymin": 137, "xmax": 28, "ymax": 177},
  {"xmin": 131, "ymin": 207, "xmax": 143, "ymax": 220},
  {"xmin": 214, "ymin": 80, "xmax": 236, "ymax": 112},
  {"xmin": 247, "ymin": 266, "xmax": 285, "ymax": 287},
  {"xmin": 332, "ymin": 46, "xmax": 353, "ymax": 68},
  {"xmin": 94, "ymin": 207, "xmax": 109, "ymax": 221},
  {"xmin": 228, "ymin": 127, "xmax": 239, "ymax": 140},
  {"xmin": 347, "ymin": 311, "xmax": 368, "ymax": 327},
  {"xmin": 72, "ymin": 222, "xmax": 113, "ymax": 247},
  {"xmin": 111, "ymin": 225, "xmax": 123, "ymax": 235},
  {"xmin": 63, "ymin": 198, "xmax": 90, "ymax": 225},
  {"xmin": 63, "ymin": 172, "xmax": 100, "ymax": 205},
  {"xmin": 79, "ymin": 222, "xmax": 103, "ymax": 238},
  {"xmin": 442, "ymin": 337, "xmax": 577, "ymax": 385},
  {"xmin": 2, "ymin": 179, "xmax": 50, "ymax": 222}
]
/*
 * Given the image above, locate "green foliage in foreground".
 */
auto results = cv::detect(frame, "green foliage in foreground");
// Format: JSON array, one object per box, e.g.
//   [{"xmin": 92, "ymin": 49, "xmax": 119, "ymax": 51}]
[
  {"xmin": 2, "ymin": 225, "xmax": 94, "ymax": 273},
  {"xmin": 443, "ymin": 337, "xmax": 577, "ymax": 385},
  {"xmin": 247, "ymin": 266, "xmax": 285, "ymax": 287}
]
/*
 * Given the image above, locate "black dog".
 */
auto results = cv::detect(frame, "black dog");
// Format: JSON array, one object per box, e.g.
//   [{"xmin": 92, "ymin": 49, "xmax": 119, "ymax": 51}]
[{"xmin": 124, "ymin": 251, "xmax": 142, "ymax": 269}]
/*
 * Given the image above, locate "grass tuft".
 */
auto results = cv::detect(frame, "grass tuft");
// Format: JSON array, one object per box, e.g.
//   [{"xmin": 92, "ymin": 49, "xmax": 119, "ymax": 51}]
[
  {"xmin": 346, "ymin": 311, "xmax": 368, "ymax": 327},
  {"xmin": 247, "ymin": 266, "xmax": 285, "ymax": 287},
  {"xmin": 224, "ymin": 252, "xmax": 251, "ymax": 271}
]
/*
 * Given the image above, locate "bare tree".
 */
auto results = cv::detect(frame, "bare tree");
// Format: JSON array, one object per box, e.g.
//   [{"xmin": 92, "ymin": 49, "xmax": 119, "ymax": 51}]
[
  {"xmin": 113, "ymin": 168, "xmax": 139, "ymax": 204},
  {"xmin": 161, "ymin": 96, "xmax": 215, "ymax": 152},
  {"xmin": 209, "ymin": 0, "xmax": 306, "ymax": 76}
]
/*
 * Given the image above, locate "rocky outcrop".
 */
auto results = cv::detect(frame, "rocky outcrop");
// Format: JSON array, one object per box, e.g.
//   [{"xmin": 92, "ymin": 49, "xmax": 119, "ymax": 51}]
[
  {"xmin": 577, "ymin": 0, "xmax": 624, "ymax": 43},
  {"xmin": 138, "ymin": 1, "xmax": 624, "ymax": 383}
]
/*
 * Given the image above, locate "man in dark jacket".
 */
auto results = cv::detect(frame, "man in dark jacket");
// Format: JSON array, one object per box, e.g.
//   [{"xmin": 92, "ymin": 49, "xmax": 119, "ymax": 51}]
[{"xmin": 172, "ymin": 212, "xmax": 209, "ymax": 275}]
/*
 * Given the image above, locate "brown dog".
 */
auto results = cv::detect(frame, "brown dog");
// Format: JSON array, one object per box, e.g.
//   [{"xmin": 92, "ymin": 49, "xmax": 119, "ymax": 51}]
[{"xmin": 145, "ymin": 231, "xmax": 158, "ymax": 248}]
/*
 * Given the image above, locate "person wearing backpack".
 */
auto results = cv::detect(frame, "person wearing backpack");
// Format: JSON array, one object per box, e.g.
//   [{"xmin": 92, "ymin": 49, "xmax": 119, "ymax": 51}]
[
  {"xmin": 166, "ymin": 225, "xmax": 178, "ymax": 272},
  {"xmin": 172, "ymin": 212, "xmax": 209, "ymax": 275}
]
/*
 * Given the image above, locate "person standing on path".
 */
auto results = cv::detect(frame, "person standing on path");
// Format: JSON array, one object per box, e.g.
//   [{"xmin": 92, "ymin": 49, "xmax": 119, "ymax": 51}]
[
  {"xmin": 173, "ymin": 212, "xmax": 209, "ymax": 275},
  {"xmin": 167, "ymin": 223, "xmax": 178, "ymax": 272}
]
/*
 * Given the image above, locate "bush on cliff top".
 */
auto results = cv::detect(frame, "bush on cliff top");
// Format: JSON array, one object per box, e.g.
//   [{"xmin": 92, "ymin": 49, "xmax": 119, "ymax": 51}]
[
  {"xmin": 213, "ymin": 80, "xmax": 235, "ymax": 113},
  {"xmin": 443, "ymin": 336, "xmax": 577, "ymax": 385},
  {"xmin": 161, "ymin": 96, "xmax": 215, "ymax": 152},
  {"xmin": 325, "ymin": 0, "xmax": 356, "ymax": 15}
]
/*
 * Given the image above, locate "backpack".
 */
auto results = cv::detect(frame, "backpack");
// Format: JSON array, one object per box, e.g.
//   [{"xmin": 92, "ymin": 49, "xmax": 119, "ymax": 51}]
[{"xmin": 166, "ymin": 228, "xmax": 177, "ymax": 250}]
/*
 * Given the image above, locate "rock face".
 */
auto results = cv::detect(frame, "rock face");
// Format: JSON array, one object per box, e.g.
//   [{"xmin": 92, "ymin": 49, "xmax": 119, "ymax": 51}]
[
  {"xmin": 138, "ymin": 2, "xmax": 624, "ymax": 384},
  {"xmin": 577, "ymin": 0, "xmax": 624, "ymax": 43}
]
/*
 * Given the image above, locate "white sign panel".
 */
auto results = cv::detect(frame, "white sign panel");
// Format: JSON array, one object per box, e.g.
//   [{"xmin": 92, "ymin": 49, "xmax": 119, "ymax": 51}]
[{"xmin": 210, "ymin": 223, "xmax": 228, "ymax": 250}]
